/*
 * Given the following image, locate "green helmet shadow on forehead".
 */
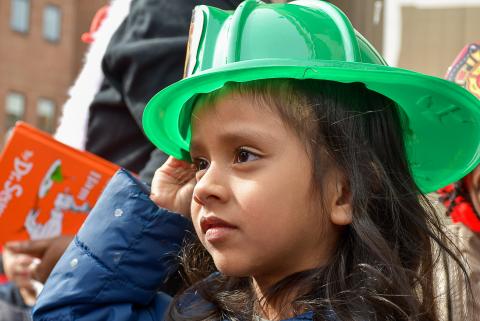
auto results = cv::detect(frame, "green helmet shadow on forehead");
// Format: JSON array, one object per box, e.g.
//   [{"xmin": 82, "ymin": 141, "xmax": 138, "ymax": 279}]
[{"xmin": 143, "ymin": 0, "xmax": 480, "ymax": 193}]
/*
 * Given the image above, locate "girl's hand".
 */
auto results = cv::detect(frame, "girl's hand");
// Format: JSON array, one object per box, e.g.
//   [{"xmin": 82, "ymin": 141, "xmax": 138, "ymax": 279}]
[{"xmin": 150, "ymin": 156, "xmax": 196, "ymax": 218}]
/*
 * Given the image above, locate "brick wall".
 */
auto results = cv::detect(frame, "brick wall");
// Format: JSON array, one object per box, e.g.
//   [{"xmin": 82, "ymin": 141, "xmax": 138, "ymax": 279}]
[{"xmin": 0, "ymin": 0, "xmax": 107, "ymax": 147}]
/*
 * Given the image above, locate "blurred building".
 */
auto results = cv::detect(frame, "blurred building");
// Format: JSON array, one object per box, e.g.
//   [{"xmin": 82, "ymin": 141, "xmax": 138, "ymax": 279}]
[
  {"xmin": 0, "ymin": 0, "xmax": 106, "ymax": 148},
  {"xmin": 332, "ymin": 0, "xmax": 480, "ymax": 77}
]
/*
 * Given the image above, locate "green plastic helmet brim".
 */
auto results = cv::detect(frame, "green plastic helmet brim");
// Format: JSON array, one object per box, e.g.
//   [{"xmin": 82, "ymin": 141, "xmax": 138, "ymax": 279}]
[{"xmin": 143, "ymin": 59, "xmax": 480, "ymax": 193}]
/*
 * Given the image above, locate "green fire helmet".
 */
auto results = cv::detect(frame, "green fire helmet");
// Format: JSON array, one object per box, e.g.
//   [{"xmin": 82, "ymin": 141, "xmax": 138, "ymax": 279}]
[{"xmin": 143, "ymin": 0, "xmax": 480, "ymax": 193}]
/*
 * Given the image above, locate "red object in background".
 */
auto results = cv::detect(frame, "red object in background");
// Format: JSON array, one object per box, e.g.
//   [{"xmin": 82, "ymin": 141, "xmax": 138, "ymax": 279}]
[
  {"xmin": 451, "ymin": 202, "xmax": 480, "ymax": 232},
  {"xmin": 438, "ymin": 183, "xmax": 480, "ymax": 232},
  {"xmin": 81, "ymin": 5, "xmax": 110, "ymax": 44},
  {"xmin": 0, "ymin": 247, "xmax": 6, "ymax": 284}
]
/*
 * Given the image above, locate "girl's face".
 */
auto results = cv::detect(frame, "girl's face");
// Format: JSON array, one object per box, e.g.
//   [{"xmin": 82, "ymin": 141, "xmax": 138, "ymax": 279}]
[{"xmin": 190, "ymin": 91, "xmax": 347, "ymax": 287}]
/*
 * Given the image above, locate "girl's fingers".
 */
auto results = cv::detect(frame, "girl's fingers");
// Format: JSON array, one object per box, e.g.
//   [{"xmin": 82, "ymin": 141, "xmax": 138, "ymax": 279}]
[
  {"xmin": 150, "ymin": 157, "xmax": 196, "ymax": 214},
  {"xmin": 158, "ymin": 157, "xmax": 195, "ymax": 183},
  {"xmin": 166, "ymin": 156, "xmax": 192, "ymax": 169}
]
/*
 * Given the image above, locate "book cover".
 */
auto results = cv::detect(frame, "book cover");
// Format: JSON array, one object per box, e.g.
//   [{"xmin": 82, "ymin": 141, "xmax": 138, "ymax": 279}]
[{"xmin": 0, "ymin": 122, "xmax": 119, "ymax": 245}]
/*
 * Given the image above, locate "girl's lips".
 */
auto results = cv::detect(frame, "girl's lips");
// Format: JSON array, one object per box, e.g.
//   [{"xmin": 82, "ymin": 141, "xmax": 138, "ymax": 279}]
[
  {"xmin": 204, "ymin": 226, "xmax": 236, "ymax": 243},
  {"xmin": 200, "ymin": 216, "xmax": 237, "ymax": 234}
]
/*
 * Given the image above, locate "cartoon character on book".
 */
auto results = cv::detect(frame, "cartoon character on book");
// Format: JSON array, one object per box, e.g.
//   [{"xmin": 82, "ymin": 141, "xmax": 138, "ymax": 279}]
[{"xmin": 24, "ymin": 160, "xmax": 91, "ymax": 240}]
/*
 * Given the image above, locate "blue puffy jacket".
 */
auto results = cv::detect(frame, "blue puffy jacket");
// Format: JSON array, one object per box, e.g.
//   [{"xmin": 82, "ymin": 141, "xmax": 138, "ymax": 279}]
[
  {"xmin": 32, "ymin": 170, "xmax": 333, "ymax": 321},
  {"xmin": 33, "ymin": 170, "xmax": 191, "ymax": 321}
]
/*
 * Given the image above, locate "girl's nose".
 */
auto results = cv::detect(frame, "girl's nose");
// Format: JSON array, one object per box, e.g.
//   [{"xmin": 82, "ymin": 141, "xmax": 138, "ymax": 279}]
[{"xmin": 193, "ymin": 164, "xmax": 229, "ymax": 206}]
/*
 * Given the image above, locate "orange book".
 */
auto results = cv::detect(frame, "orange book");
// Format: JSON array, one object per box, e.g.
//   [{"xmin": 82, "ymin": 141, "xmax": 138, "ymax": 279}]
[{"xmin": 0, "ymin": 122, "xmax": 119, "ymax": 245}]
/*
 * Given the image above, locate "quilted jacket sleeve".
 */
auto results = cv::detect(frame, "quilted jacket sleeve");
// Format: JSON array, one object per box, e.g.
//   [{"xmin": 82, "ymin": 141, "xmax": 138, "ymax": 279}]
[{"xmin": 33, "ymin": 169, "xmax": 193, "ymax": 321}]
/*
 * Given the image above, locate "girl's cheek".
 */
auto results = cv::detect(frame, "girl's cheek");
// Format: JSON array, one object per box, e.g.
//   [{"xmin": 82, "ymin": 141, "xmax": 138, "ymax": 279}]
[
  {"xmin": 190, "ymin": 203, "xmax": 202, "ymax": 233},
  {"xmin": 190, "ymin": 198, "xmax": 200, "ymax": 217}
]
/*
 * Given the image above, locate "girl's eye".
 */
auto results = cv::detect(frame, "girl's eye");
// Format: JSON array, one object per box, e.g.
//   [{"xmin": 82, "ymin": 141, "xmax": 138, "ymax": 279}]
[
  {"xmin": 193, "ymin": 158, "xmax": 209, "ymax": 171},
  {"xmin": 234, "ymin": 148, "xmax": 260, "ymax": 164}
]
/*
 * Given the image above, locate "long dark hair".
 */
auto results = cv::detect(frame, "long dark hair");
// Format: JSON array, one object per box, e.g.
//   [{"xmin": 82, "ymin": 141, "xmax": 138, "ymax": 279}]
[{"xmin": 167, "ymin": 79, "xmax": 469, "ymax": 321}]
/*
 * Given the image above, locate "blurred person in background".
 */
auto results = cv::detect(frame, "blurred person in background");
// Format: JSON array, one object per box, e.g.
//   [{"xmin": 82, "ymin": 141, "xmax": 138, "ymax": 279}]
[
  {"xmin": 436, "ymin": 42, "xmax": 480, "ymax": 321},
  {"xmin": 54, "ymin": 0, "xmax": 244, "ymax": 183},
  {"xmin": 0, "ymin": 247, "xmax": 39, "ymax": 321}
]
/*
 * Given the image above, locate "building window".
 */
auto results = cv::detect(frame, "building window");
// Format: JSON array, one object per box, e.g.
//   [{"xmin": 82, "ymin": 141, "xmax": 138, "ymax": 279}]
[
  {"xmin": 43, "ymin": 5, "xmax": 61, "ymax": 42},
  {"xmin": 5, "ymin": 92, "xmax": 25, "ymax": 132},
  {"xmin": 37, "ymin": 98, "xmax": 56, "ymax": 133},
  {"xmin": 10, "ymin": 0, "xmax": 30, "ymax": 33}
]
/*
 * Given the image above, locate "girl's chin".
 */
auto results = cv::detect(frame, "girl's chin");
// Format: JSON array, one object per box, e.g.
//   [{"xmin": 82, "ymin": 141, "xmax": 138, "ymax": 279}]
[
  {"xmin": 212, "ymin": 258, "xmax": 254, "ymax": 277},
  {"xmin": 207, "ymin": 247, "xmax": 260, "ymax": 277}
]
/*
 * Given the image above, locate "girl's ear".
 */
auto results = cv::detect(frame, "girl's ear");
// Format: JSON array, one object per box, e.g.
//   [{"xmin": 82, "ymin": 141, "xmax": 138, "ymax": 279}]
[{"xmin": 329, "ymin": 173, "xmax": 352, "ymax": 226}]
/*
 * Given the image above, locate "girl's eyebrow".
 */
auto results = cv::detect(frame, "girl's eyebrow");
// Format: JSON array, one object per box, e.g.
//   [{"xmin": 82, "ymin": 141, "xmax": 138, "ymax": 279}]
[
  {"xmin": 218, "ymin": 129, "xmax": 276, "ymax": 146},
  {"xmin": 190, "ymin": 127, "xmax": 277, "ymax": 155}
]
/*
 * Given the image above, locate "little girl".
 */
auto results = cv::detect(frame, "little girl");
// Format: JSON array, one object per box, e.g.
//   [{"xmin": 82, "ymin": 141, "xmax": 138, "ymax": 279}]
[{"xmin": 33, "ymin": 1, "xmax": 480, "ymax": 321}]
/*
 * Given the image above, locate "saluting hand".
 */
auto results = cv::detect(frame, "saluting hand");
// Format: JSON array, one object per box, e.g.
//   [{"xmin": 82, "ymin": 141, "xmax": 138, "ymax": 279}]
[{"xmin": 150, "ymin": 156, "xmax": 196, "ymax": 218}]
